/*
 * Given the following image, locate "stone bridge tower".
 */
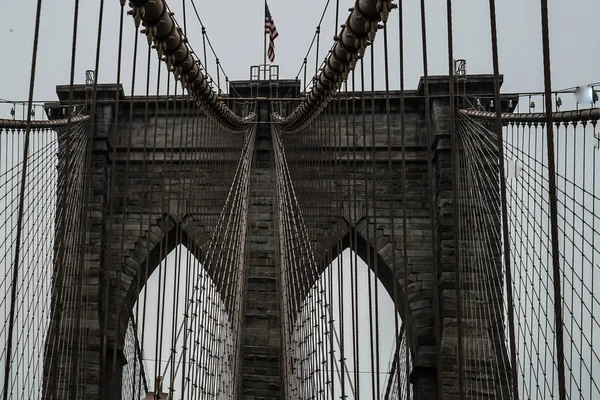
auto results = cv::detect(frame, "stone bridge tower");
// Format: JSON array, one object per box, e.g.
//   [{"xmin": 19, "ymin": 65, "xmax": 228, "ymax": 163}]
[{"xmin": 43, "ymin": 74, "xmax": 514, "ymax": 399}]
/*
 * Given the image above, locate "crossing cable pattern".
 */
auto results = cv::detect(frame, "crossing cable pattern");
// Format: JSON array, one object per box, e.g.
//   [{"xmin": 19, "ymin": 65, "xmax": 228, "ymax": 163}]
[
  {"xmin": 0, "ymin": 0, "xmax": 257, "ymax": 397},
  {"xmin": 166, "ymin": 125, "xmax": 256, "ymax": 398},
  {"xmin": 120, "ymin": 100, "xmax": 254, "ymax": 398},
  {"xmin": 382, "ymin": 330, "xmax": 410, "ymax": 400},
  {"xmin": 453, "ymin": 112, "xmax": 513, "ymax": 398},
  {"xmin": 0, "ymin": 80, "xmax": 253, "ymax": 400},
  {"xmin": 122, "ymin": 319, "xmax": 149, "ymax": 399},
  {"xmin": 0, "ymin": 117, "xmax": 91, "ymax": 399},
  {"xmin": 0, "ymin": 0, "xmax": 255, "ymax": 398},
  {"xmin": 275, "ymin": 31, "xmax": 415, "ymax": 397},
  {"xmin": 105, "ymin": 2, "xmax": 257, "ymax": 397},
  {"xmin": 273, "ymin": 126, "xmax": 335, "ymax": 398},
  {"xmin": 106, "ymin": 91, "xmax": 254, "ymax": 399},
  {"xmin": 4, "ymin": 0, "xmax": 600, "ymax": 398},
  {"xmin": 458, "ymin": 109, "xmax": 600, "ymax": 399},
  {"xmin": 107, "ymin": 37, "xmax": 255, "ymax": 399},
  {"xmin": 103, "ymin": 79, "xmax": 255, "ymax": 399}
]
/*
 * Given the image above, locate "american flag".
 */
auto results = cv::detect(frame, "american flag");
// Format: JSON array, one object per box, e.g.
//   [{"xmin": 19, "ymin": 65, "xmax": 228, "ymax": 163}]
[{"xmin": 265, "ymin": 2, "xmax": 278, "ymax": 62}]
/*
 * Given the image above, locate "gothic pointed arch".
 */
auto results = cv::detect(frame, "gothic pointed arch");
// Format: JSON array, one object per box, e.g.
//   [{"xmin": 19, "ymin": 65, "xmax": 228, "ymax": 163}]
[
  {"xmin": 303, "ymin": 215, "xmax": 437, "ymax": 380},
  {"xmin": 113, "ymin": 214, "xmax": 227, "ymax": 352}
]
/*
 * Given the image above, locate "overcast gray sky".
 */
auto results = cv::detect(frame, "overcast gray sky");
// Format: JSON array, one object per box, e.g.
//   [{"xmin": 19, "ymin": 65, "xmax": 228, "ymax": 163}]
[{"xmin": 2, "ymin": 0, "xmax": 600, "ymax": 105}]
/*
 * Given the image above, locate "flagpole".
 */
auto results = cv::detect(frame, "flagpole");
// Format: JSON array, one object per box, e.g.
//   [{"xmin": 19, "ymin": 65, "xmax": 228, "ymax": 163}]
[{"xmin": 263, "ymin": 0, "xmax": 267, "ymax": 80}]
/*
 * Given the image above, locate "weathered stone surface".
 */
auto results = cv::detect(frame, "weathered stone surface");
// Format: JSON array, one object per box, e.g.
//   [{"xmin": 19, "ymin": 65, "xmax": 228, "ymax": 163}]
[
  {"xmin": 45, "ymin": 75, "xmax": 513, "ymax": 399},
  {"xmin": 241, "ymin": 113, "xmax": 281, "ymax": 399}
]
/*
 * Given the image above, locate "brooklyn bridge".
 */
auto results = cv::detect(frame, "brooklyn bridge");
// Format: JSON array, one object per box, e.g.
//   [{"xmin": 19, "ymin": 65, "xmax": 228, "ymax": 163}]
[{"xmin": 0, "ymin": 0, "xmax": 599, "ymax": 399}]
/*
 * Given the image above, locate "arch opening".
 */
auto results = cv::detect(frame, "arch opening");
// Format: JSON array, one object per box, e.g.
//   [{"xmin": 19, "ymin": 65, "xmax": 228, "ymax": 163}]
[
  {"xmin": 121, "ymin": 242, "xmax": 234, "ymax": 399},
  {"xmin": 289, "ymin": 247, "xmax": 413, "ymax": 399}
]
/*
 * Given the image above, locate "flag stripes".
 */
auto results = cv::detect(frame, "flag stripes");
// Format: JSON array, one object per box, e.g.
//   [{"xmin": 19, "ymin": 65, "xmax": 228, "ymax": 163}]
[{"xmin": 265, "ymin": 2, "xmax": 278, "ymax": 62}]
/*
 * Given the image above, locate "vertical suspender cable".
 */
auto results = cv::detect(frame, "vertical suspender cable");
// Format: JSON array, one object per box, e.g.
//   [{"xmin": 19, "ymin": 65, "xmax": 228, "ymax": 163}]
[
  {"xmin": 488, "ymin": 0, "xmax": 519, "ymax": 396},
  {"xmin": 134, "ymin": 42, "xmax": 153, "ymax": 398},
  {"xmin": 419, "ymin": 0, "xmax": 446, "ymax": 396},
  {"xmin": 382, "ymin": 16, "xmax": 402, "ymax": 400},
  {"xmin": 202, "ymin": 27, "xmax": 209, "ymax": 79},
  {"xmin": 2, "ymin": 1, "xmax": 43, "ymax": 399},
  {"xmin": 103, "ymin": 1, "xmax": 126, "ymax": 382},
  {"xmin": 64, "ymin": 0, "xmax": 84, "ymax": 397},
  {"xmin": 444, "ymin": 3, "xmax": 458, "ymax": 396},
  {"xmin": 350, "ymin": 68, "xmax": 361, "ymax": 397},
  {"xmin": 539, "ymin": 1, "xmax": 566, "ymax": 399},
  {"xmin": 358, "ymin": 56, "xmax": 376, "ymax": 400},
  {"xmin": 216, "ymin": 59, "xmax": 222, "ymax": 94},
  {"xmin": 443, "ymin": 0, "xmax": 460, "ymax": 398},
  {"xmin": 314, "ymin": 27, "xmax": 321, "ymax": 76},
  {"xmin": 369, "ymin": 44, "xmax": 382, "ymax": 398},
  {"xmin": 303, "ymin": 59, "xmax": 308, "ymax": 96},
  {"xmin": 397, "ymin": 3, "xmax": 413, "ymax": 398},
  {"xmin": 115, "ymin": 20, "xmax": 141, "ymax": 396},
  {"xmin": 63, "ymin": 1, "xmax": 105, "ymax": 397}
]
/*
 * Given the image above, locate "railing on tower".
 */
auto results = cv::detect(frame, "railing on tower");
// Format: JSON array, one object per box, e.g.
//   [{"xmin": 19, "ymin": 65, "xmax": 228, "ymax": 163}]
[{"xmin": 250, "ymin": 64, "xmax": 280, "ymax": 100}]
